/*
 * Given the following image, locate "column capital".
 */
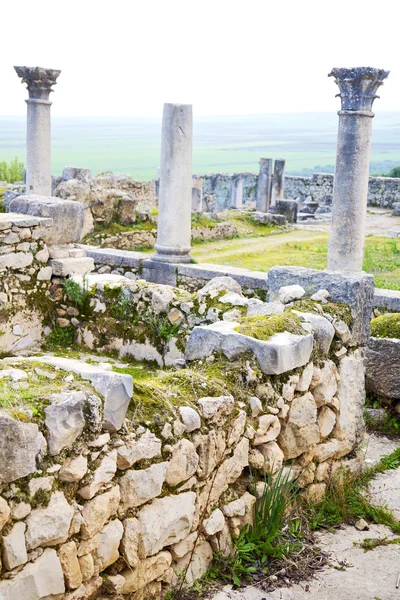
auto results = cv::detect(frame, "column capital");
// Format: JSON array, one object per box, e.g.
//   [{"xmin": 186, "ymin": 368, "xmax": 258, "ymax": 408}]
[
  {"xmin": 14, "ymin": 66, "xmax": 61, "ymax": 101},
  {"xmin": 328, "ymin": 67, "xmax": 389, "ymax": 111}
]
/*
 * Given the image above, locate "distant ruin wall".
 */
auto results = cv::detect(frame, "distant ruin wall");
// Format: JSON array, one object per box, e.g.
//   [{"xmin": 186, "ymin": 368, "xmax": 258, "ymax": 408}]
[{"xmin": 197, "ymin": 172, "xmax": 400, "ymax": 211}]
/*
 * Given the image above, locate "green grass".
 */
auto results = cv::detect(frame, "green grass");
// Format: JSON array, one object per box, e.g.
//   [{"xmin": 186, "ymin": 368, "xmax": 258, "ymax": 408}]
[{"xmin": 192, "ymin": 233, "xmax": 400, "ymax": 291}]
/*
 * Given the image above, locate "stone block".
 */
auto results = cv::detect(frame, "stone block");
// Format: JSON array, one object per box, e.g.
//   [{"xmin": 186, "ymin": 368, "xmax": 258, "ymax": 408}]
[
  {"xmin": 45, "ymin": 391, "xmax": 87, "ymax": 455},
  {"xmin": 0, "ymin": 548, "xmax": 65, "ymax": 599},
  {"xmin": 9, "ymin": 195, "xmax": 84, "ymax": 244},
  {"xmin": 0, "ymin": 416, "xmax": 46, "ymax": 484},
  {"xmin": 374, "ymin": 288, "xmax": 400, "ymax": 312},
  {"xmin": 366, "ymin": 337, "xmax": 400, "ymax": 399},
  {"xmin": 49, "ymin": 257, "xmax": 94, "ymax": 277},
  {"xmin": 267, "ymin": 266, "xmax": 374, "ymax": 345},
  {"xmin": 25, "ymin": 492, "xmax": 74, "ymax": 550},
  {"xmin": 185, "ymin": 320, "xmax": 313, "ymax": 375}
]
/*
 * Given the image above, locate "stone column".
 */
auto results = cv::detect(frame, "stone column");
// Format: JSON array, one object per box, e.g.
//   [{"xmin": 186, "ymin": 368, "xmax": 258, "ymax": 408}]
[
  {"xmin": 256, "ymin": 158, "xmax": 273, "ymax": 212},
  {"xmin": 327, "ymin": 67, "xmax": 389, "ymax": 271},
  {"xmin": 153, "ymin": 103, "xmax": 193, "ymax": 263},
  {"xmin": 14, "ymin": 66, "xmax": 61, "ymax": 196},
  {"xmin": 271, "ymin": 159, "xmax": 285, "ymax": 207},
  {"xmin": 230, "ymin": 175, "xmax": 243, "ymax": 209}
]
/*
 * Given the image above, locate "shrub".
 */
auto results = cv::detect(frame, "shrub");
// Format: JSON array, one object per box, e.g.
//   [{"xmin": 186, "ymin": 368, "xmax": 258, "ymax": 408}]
[{"xmin": 0, "ymin": 157, "xmax": 24, "ymax": 183}]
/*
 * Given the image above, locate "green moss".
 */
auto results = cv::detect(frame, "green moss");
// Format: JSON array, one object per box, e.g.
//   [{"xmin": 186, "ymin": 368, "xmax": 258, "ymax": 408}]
[
  {"xmin": 44, "ymin": 324, "xmax": 77, "ymax": 351},
  {"xmin": 371, "ymin": 312, "xmax": 400, "ymax": 339},
  {"xmin": 291, "ymin": 298, "xmax": 353, "ymax": 327},
  {"xmin": 235, "ymin": 313, "xmax": 304, "ymax": 341}
]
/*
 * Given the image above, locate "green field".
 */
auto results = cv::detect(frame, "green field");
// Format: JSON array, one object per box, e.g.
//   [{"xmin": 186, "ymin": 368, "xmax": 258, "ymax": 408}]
[{"xmin": 1, "ymin": 112, "xmax": 400, "ymax": 180}]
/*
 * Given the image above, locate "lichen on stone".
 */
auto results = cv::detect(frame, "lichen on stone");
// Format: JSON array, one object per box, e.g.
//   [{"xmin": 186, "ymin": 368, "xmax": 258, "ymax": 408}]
[
  {"xmin": 370, "ymin": 312, "xmax": 400, "ymax": 339},
  {"xmin": 234, "ymin": 313, "xmax": 304, "ymax": 341}
]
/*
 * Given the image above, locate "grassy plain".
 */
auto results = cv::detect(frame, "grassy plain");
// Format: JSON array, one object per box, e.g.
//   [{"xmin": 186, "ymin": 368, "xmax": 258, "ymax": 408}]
[{"xmin": 1, "ymin": 112, "xmax": 400, "ymax": 180}]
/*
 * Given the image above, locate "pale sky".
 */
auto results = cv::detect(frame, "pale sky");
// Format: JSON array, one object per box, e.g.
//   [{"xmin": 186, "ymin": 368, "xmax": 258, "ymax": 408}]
[{"xmin": 2, "ymin": 0, "xmax": 399, "ymax": 117}]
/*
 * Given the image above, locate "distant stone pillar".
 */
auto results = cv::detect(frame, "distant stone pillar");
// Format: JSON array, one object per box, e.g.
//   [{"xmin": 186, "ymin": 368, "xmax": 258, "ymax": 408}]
[
  {"xmin": 256, "ymin": 158, "xmax": 273, "ymax": 212},
  {"xmin": 230, "ymin": 176, "xmax": 243, "ymax": 209},
  {"xmin": 152, "ymin": 103, "xmax": 193, "ymax": 263},
  {"xmin": 327, "ymin": 67, "xmax": 389, "ymax": 271},
  {"xmin": 14, "ymin": 66, "xmax": 61, "ymax": 196},
  {"xmin": 271, "ymin": 159, "xmax": 285, "ymax": 207}
]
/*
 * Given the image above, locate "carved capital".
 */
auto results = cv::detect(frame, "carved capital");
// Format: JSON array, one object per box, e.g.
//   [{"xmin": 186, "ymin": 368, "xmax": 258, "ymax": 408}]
[
  {"xmin": 14, "ymin": 66, "xmax": 61, "ymax": 101},
  {"xmin": 329, "ymin": 67, "xmax": 389, "ymax": 111}
]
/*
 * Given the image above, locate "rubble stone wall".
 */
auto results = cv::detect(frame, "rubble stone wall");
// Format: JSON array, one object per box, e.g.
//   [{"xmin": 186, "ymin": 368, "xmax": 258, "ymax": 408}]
[
  {"xmin": 0, "ymin": 272, "xmax": 367, "ymax": 599},
  {"xmin": 0, "ymin": 213, "xmax": 53, "ymax": 354}
]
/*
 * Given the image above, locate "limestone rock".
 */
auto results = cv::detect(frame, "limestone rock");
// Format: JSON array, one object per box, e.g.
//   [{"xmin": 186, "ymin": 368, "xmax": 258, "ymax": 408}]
[
  {"xmin": 249, "ymin": 396, "xmax": 262, "ymax": 417},
  {"xmin": 296, "ymin": 362, "xmax": 314, "ymax": 392},
  {"xmin": 202, "ymin": 508, "xmax": 225, "ymax": 535},
  {"xmin": 247, "ymin": 299, "xmax": 284, "ymax": 317},
  {"xmin": 78, "ymin": 450, "xmax": 117, "ymax": 499},
  {"xmin": 195, "ymin": 429, "xmax": 226, "ymax": 479},
  {"xmin": 333, "ymin": 350, "xmax": 365, "ymax": 456},
  {"xmin": 0, "ymin": 496, "xmax": 11, "ymax": 531},
  {"xmin": 138, "ymin": 492, "xmax": 197, "ymax": 557},
  {"xmin": 318, "ymin": 406, "xmax": 337, "ymax": 438},
  {"xmin": 81, "ymin": 485, "xmax": 120, "ymax": 539},
  {"xmin": 120, "ymin": 462, "xmax": 168, "ymax": 508},
  {"xmin": 122, "ymin": 551, "xmax": 172, "ymax": 593},
  {"xmin": 366, "ymin": 337, "xmax": 400, "ymax": 399},
  {"xmin": 166, "ymin": 439, "xmax": 199, "ymax": 487},
  {"xmin": 10, "ymin": 501, "xmax": 30, "ymax": 521},
  {"xmin": 0, "ymin": 416, "xmax": 46, "ymax": 483},
  {"xmin": 170, "ymin": 532, "xmax": 198, "ymax": 559},
  {"xmin": 294, "ymin": 311, "xmax": 335, "ymax": 355},
  {"xmin": 96, "ymin": 519, "xmax": 124, "ymax": 570},
  {"xmin": 313, "ymin": 439, "xmax": 340, "ymax": 462},
  {"xmin": 179, "ymin": 406, "xmax": 201, "ymax": 432},
  {"xmin": 78, "ymin": 553, "xmax": 94, "ymax": 582},
  {"xmin": 312, "ymin": 360, "xmax": 339, "ymax": 407},
  {"xmin": 58, "ymin": 541, "xmax": 83, "ymax": 590},
  {"xmin": 45, "ymin": 391, "xmax": 87, "ymax": 455},
  {"xmin": 59, "ymin": 455, "xmax": 88, "ymax": 482},
  {"xmin": 278, "ymin": 285, "xmax": 305, "ymax": 303},
  {"xmin": 174, "ymin": 541, "xmax": 213, "ymax": 586},
  {"xmin": 28, "ymin": 476, "xmax": 54, "ymax": 497},
  {"xmin": 198, "ymin": 395, "xmax": 235, "ymax": 424},
  {"xmin": 0, "ymin": 548, "xmax": 65, "ymax": 599},
  {"xmin": 228, "ymin": 410, "xmax": 247, "ymax": 446},
  {"xmin": 185, "ymin": 320, "xmax": 313, "ymax": 376},
  {"xmin": 2, "ymin": 522, "xmax": 28, "ymax": 570},
  {"xmin": 25, "ymin": 492, "xmax": 74, "ymax": 550},
  {"xmin": 301, "ymin": 482, "xmax": 326, "ymax": 503},
  {"xmin": 253, "ymin": 414, "xmax": 281, "ymax": 445},
  {"xmin": 250, "ymin": 441, "xmax": 284, "ymax": 474},
  {"xmin": 219, "ymin": 291, "xmax": 248, "ymax": 306},
  {"xmin": 117, "ymin": 430, "xmax": 161, "ymax": 469},
  {"xmin": 120, "ymin": 518, "xmax": 140, "ymax": 567},
  {"xmin": 197, "ymin": 276, "xmax": 242, "ymax": 301},
  {"xmin": 278, "ymin": 392, "xmax": 320, "ymax": 459}
]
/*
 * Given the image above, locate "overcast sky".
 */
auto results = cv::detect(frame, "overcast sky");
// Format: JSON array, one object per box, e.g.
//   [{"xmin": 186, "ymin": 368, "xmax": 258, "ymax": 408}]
[{"xmin": 2, "ymin": 0, "xmax": 399, "ymax": 117}]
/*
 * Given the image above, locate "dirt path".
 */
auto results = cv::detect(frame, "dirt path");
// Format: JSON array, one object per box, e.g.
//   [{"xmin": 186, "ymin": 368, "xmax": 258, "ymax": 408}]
[{"xmin": 211, "ymin": 434, "xmax": 400, "ymax": 600}]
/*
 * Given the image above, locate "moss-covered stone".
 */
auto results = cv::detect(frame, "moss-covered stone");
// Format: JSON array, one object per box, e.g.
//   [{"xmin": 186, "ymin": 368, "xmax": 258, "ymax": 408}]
[
  {"xmin": 371, "ymin": 312, "xmax": 400, "ymax": 339},
  {"xmin": 234, "ymin": 313, "xmax": 304, "ymax": 341},
  {"xmin": 290, "ymin": 298, "xmax": 353, "ymax": 327}
]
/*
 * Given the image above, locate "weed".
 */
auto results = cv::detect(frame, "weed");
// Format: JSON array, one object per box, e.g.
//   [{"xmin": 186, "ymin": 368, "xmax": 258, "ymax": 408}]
[
  {"xmin": 44, "ymin": 324, "xmax": 76, "ymax": 351},
  {"xmin": 357, "ymin": 536, "xmax": 400, "ymax": 551},
  {"xmin": 0, "ymin": 157, "xmax": 24, "ymax": 183},
  {"xmin": 63, "ymin": 277, "xmax": 92, "ymax": 313}
]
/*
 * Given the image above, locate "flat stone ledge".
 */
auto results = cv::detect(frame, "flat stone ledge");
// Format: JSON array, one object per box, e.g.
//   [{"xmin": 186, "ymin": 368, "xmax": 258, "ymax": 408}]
[
  {"xmin": 374, "ymin": 287, "xmax": 400, "ymax": 312},
  {"xmin": 185, "ymin": 320, "xmax": 313, "ymax": 375},
  {"xmin": 0, "ymin": 212, "xmax": 53, "ymax": 229},
  {"xmin": 79, "ymin": 245, "xmax": 145, "ymax": 269},
  {"xmin": 178, "ymin": 263, "xmax": 269, "ymax": 290},
  {"xmin": 267, "ymin": 266, "xmax": 374, "ymax": 345},
  {"xmin": 49, "ymin": 257, "xmax": 94, "ymax": 277}
]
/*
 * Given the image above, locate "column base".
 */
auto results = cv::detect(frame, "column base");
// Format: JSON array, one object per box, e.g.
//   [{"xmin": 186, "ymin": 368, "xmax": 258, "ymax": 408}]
[{"xmin": 151, "ymin": 244, "xmax": 192, "ymax": 264}]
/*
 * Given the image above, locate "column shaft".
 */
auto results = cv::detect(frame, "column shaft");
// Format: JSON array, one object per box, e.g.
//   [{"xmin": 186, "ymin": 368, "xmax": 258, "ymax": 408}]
[
  {"xmin": 26, "ymin": 99, "xmax": 52, "ymax": 195},
  {"xmin": 256, "ymin": 158, "xmax": 272, "ymax": 212},
  {"xmin": 327, "ymin": 112, "xmax": 372, "ymax": 271},
  {"xmin": 271, "ymin": 159, "xmax": 285, "ymax": 206},
  {"xmin": 153, "ymin": 103, "xmax": 193, "ymax": 263}
]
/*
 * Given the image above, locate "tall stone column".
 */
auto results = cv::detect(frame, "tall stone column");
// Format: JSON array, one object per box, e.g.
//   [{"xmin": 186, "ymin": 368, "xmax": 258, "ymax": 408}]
[
  {"xmin": 15, "ymin": 66, "xmax": 61, "ymax": 196},
  {"xmin": 327, "ymin": 67, "xmax": 389, "ymax": 271},
  {"xmin": 256, "ymin": 158, "xmax": 272, "ymax": 212},
  {"xmin": 153, "ymin": 103, "xmax": 193, "ymax": 263},
  {"xmin": 271, "ymin": 159, "xmax": 285, "ymax": 207}
]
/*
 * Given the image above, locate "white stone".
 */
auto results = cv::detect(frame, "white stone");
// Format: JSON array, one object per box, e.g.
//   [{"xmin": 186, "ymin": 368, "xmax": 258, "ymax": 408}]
[
  {"xmin": 166, "ymin": 439, "xmax": 199, "ymax": 487},
  {"xmin": 45, "ymin": 391, "xmax": 86, "ymax": 455},
  {"xmin": 278, "ymin": 285, "xmax": 305, "ymax": 303},
  {"xmin": 296, "ymin": 362, "xmax": 314, "ymax": 392},
  {"xmin": 59, "ymin": 455, "xmax": 88, "ymax": 482},
  {"xmin": 179, "ymin": 406, "xmax": 201, "ymax": 432},
  {"xmin": 278, "ymin": 392, "xmax": 320, "ymax": 459},
  {"xmin": 0, "ymin": 497, "xmax": 11, "ymax": 531},
  {"xmin": 197, "ymin": 276, "xmax": 242, "ymax": 301},
  {"xmin": 25, "ymin": 492, "xmax": 74, "ymax": 550},
  {"xmin": 0, "ymin": 548, "xmax": 65, "ymax": 599},
  {"xmin": 96, "ymin": 519, "xmax": 124, "ymax": 570},
  {"xmin": 0, "ymin": 416, "xmax": 46, "ymax": 484},
  {"xmin": 2, "ymin": 522, "xmax": 28, "ymax": 570},
  {"xmin": 312, "ymin": 360, "xmax": 339, "ymax": 407},
  {"xmin": 250, "ymin": 441, "xmax": 284, "ymax": 474},
  {"xmin": 37, "ymin": 266, "xmax": 52, "ymax": 280},
  {"xmin": 219, "ymin": 291, "xmax": 248, "ymax": 306},
  {"xmin": 202, "ymin": 508, "xmax": 225, "ymax": 535},
  {"xmin": 78, "ymin": 450, "xmax": 117, "ymax": 499},
  {"xmin": 80, "ymin": 485, "xmax": 120, "ymax": 539},
  {"xmin": 117, "ymin": 430, "xmax": 161, "ymax": 469},
  {"xmin": 28, "ymin": 476, "xmax": 54, "ymax": 497},
  {"xmin": 198, "ymin": 395, "xmax": 235, "ymax": 423},
  {"xmin": 58, "ymin": 541, "xmax": 82, "ymax": 590},
  {"xmin": 174, "ymin": 541, "xmax": 213, "ymax": 586},
  {"xmin": 120, "ymin": 518, "xmax": 140, "ymax": 567},
  {"xmin": 119, "ymin": 462, "xmax": 168, "ymax": 508},
  {"xmin": 253, "ymin": 414, "xmax": 281, "ymax": 445},
  {"xmin": 318, "ymin": 406, "xmax": 337, "ymax": 438},
  {"xmin": 249, "ymin": 396, "xmax": 262, "ymax": 417},
  {"xmin": 311, "ymin": 289, "xmax": 330, "ymax": 302},
  {"xmin": 138, "ymin": 492, "xmax": 197, "ymax": 556},
  {"xmin": 122, "ymin": 551, "xmax": 172, "ymax": 593}
]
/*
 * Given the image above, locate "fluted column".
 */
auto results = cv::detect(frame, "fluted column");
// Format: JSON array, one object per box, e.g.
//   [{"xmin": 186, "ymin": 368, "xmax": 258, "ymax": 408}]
[
  {"xmin": 15, "ymin": 66, "xmax": 61, "ymax": 196},
  {"xmin": 327, "ymin": 67, "xmax": 389, "ymax": 271},
  {"xmin": 153, "ymin": 103, "xmax": 193, "ymax": 263},
  {"xmin": 256, "ymin": 158, "xmax": 272, "ymax": 212},
  {"xmin": 270, "ymin": 159, "xmax": 285, "ymax": 207}
]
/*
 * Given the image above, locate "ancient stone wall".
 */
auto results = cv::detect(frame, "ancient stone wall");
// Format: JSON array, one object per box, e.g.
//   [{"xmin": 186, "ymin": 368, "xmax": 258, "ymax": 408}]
[
  {"xmin": 0, "ymin": 212, "xmax": 53, "ymax": 353},
  {"xmin": 0, "ymin": 274, "xmax": 367, "ymax": 599}
]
